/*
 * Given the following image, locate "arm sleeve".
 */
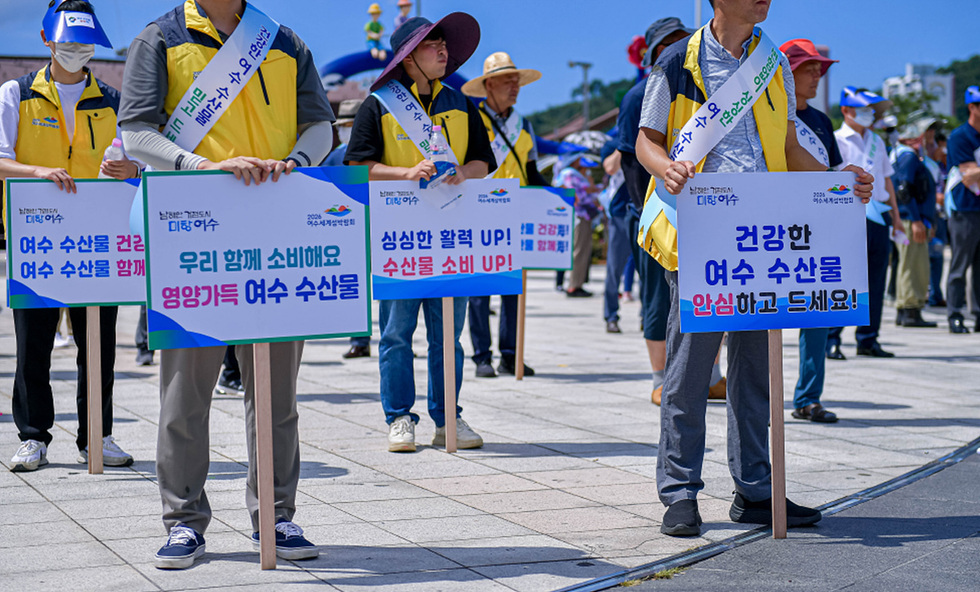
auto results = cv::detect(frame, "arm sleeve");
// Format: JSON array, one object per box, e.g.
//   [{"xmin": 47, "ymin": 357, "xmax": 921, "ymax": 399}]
[
  {"xmin": 343, "ymin": 96, "xmax": 385, "ymax": 164},
  {"xmin": 617, "ymin": 82, "xmax": 644, "ymax": 154},
  {"xmin": 638, "ymin": 66, "xmax": 670, "ymax": 134},
  {"xmin": 0, "ymin": 80, "xmax": 21, "ymax": 160},
  {"xmin": 464, "ymin": 98, "xmax": 496, "ymax": 171},
  {"xmin": 620, "ymin": 150, "xmax": 652, "ymax": 210},
  {"xmin": 286, "ymin": 120, "xmax": 332, "ymax": 167},
  {"xmin": 121, "ymin": 121, "xmax": 207, "ymax": 171}
]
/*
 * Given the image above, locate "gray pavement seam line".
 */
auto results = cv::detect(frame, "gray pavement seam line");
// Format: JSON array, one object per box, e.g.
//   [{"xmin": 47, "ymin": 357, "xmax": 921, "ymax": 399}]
[{"xmin": 551, "ymin": 434, "xmax": 980, "ymax": 592}]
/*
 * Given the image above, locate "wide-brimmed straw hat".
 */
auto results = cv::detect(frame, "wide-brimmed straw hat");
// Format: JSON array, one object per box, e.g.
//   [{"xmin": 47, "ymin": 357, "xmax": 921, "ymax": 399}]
[
  {"xmin": 461, "ymin": 52, "xmax": 542, "ymax": 97},
  {"xmin": 370, "ymin": 13, "xmax": 480, "ymax": 92}
]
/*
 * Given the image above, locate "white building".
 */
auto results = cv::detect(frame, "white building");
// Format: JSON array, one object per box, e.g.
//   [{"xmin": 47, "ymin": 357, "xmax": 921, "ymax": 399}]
[{"xmin": 882, "ymin": 64, "xmax": 955, "ymax": 117}]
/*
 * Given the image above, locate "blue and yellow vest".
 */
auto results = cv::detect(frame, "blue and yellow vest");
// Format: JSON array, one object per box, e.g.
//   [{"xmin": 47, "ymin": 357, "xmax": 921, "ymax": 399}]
[
  {"xmin": 13, "ymin": 66, "xmax": 119, "ymax": 178},
  {"xmin": 478, "ymin": 103, "xmax": 534, "ymax": 184},
  {"xmin": 377, "ymin": 78, "xmax": 471, "ymax": 168},
  {"xmin": 155, "ymin": 0, "xmax": 302, "ymax": 161},
  {"xmin": 641, "ymin": 27, "xmax": 788, "ymax": 271}
]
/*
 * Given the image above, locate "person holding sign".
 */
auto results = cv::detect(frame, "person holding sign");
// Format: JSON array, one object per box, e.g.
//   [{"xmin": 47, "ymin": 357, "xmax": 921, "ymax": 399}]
[
  {"xmin": 461, "ymin": 51, "xmax": 545, "ymax": 377},
  {"xmin": 829, "ymin": 87, "xmax": 905, "ymax": 357},
  {"xmin": 346, "ymin": 13, "xmax": 494, "ymax": 452},
  {"xmin": 779, "ymin": 38, "xmax": 843, "ymax": 424},
  {"xmin": 0, "ymin": 0, "xmax": 138, "ymax": 472},
  {"xmin": 635, "ymin": 0, "xmax": 874, "ymax": 536},
  {"xmin": 118, "ymin": 0, "xmax": 334, "ymax": 568},
  {"xmin": 945, "ymin": 86, "xmax": 980, "ymax": 334}
]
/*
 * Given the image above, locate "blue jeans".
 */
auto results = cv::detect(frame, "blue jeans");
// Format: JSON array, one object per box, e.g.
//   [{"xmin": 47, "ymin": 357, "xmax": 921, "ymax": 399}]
[
  {"xmin": 623, "ymin": 255, "xmax": 636, "ymax": 294},
  {"xmin": 379, "ymin": 297, "xmax": 466, "ymax": 427},
  {"xmin": 603, "ymin": 214, "xmax": 632, "ymax": 321},
  {"xmin": 468, "ymin": 294, "xmax": 518, "ymax": 363},
  {"xmin": 794, "ymin": 328, "xmax": 828, "ymax": 409}
]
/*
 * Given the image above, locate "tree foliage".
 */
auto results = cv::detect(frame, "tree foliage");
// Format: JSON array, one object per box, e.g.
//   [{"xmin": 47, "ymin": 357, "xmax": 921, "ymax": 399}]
[{"xmin": 527, "ymin": 77, "xmax": 636, "ymax": 137}]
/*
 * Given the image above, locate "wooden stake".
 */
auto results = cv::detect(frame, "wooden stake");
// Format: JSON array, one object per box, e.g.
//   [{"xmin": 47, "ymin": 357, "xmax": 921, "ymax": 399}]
[
  {"xmin": 515, "ymin": 270, "xmax": 528, "ymax": 381},
  {"xmin": 442, "ymin": 297, "xmax": 457, "ymax": 453},
  {"xmin": 252, "ymin": 343, "xmax": 277, "ymax": 569},
  {"xmin": 86, "ymin": 306, "xmax": 102, "ymax": 475},
  {"xmin": 768, "ymin": 328, "xmax": 787, "ymax": 539}
]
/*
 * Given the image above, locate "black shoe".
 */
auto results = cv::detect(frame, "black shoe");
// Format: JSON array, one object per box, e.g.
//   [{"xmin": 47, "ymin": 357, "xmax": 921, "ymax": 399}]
[
  {"xmin": 136, "ymin": 349, "xmax": 154, "ymax": 366},
  {"xmin": 825, "ymin": 343, "xmax": 846, "ymax": 361},
  {"xmin": 895, "ymin": 308, "xmax": 907, "ymax": 326},
  {"xmin": 475, "ymin": 360, "xmax": 497, "ymax": 378},
  {"xmin": 342, "ymin": 345, "xmax": 371, "ymax": 359},
  {"xmin": 791, "ymin": 403, "xmax": 838, "ymax": 423},
  {"xmin": 605, "ymin": 320, "xmax": 621, "ymax": 333},
  {"xmin": 856, "ymin": 343, "xmax": 894, "ymax": 358},
  {"xmin": 214, "ymin": 377, "xmax": 245, "ymax": 396},
  {"xmin": 497, "ymin": 357, "xmax": 535, "ymax": 377},
  {"xmin": 566, "ymin": 288, "xmax": 592, "ymax": 298},
  {"xmin": 949, "ymin": 313, "xmax": 970, "ymax": 334},
  {"xmin": 729, "ymin": 492, "xmax": 821, "ymax": 527},
  {"xmin": 900, "ymin": 308, "xmax": 937, "ymax": 328},
  {"xmin": 661, "ymin": 499, "xmax": 702, "ymax": 536}
]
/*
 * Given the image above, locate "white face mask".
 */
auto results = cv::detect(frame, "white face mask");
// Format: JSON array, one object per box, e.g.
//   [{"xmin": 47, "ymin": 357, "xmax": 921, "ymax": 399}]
[
  {"xmin": 53, "ymin": 42, "xmax": 95, "ymax": 73},
  {"xmin": 337, "ymin": 126, "xmax": 352, "ymax": 146},
  {"xmin": 852, "ymin": 107, "xmax": 875, "ymax": 128}
]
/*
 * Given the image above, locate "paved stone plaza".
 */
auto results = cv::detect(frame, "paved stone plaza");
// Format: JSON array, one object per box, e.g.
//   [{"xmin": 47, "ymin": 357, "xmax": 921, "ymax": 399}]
[{"xmin": 2, "ymin": 264, "xmax": 978, "ymax": 591}]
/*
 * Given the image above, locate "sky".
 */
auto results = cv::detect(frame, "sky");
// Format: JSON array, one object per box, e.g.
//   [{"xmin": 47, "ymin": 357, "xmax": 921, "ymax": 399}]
[{"xmin": 1, "ymin": 0, "xmax": 977, "ymax": 115}]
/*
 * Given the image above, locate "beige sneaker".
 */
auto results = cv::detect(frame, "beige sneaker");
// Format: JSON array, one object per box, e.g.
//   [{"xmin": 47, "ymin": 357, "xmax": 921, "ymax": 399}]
[
  {"xmin": 387, "ymin": 415, "xmax": 416, "ymax": 452},
  {"xmin": 432, "ymin": 418, "xmax": 483, "ymax": 449}
]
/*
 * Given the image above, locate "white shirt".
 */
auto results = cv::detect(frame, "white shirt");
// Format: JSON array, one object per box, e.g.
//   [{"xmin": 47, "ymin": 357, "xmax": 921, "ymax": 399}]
[{"xmin": 835, "ymin": 122, "xmax": 894, "ymax": 203}]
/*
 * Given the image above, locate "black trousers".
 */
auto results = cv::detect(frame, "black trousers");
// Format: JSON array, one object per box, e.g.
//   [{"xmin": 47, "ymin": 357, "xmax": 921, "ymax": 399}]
[{"xmin": 12, "ymin": 306, "xmax": 118, "ymax": 450}]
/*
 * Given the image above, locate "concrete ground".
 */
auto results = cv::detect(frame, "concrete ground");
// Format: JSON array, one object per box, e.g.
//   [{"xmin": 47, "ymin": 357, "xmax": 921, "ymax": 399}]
[
  {"xmin": 626, "ymin": 451, "xmax": 980, "ymax": 592},
  {"xmin": 2, "ymin": 262, "xmax": 978, "ymax": 592}
]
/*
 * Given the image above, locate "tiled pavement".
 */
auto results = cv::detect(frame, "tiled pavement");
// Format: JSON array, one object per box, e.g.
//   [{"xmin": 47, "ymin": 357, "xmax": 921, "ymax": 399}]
[{"xmin": 2, "ymin": 264, "xmax": 978, "ymax": 591}]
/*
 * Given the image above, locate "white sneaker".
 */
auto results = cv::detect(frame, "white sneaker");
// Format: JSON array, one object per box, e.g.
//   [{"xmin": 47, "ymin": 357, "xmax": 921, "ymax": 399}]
[
  {"xmin": 78, "ymin": 435, "xmax": 134, "ymax": 467},
  {"xmin": 53, "ymin": 332, "xmax": 73, "ymax": 348},
  {"xmin": 432, "ymin": 418, "xmax": 484, "ymax": 449},
  {"xmin": 10, "ymin": 440, "xmax": 48, "ymax": 472},
  {"xmin": 387, "ymin": 415, "xmax": 417, "ymax": 452}
]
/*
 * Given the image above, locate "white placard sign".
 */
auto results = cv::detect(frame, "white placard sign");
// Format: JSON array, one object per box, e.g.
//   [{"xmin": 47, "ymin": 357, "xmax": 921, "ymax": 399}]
[
  {"xmin": 6, "ymin": 179, "xmax": 146, "ymax": 308},
  {"xmin": 143, "ymin": 167, "xmax": 371, "ymax": 349},
  {"xmin": 370, "ymin": 178, "xmax": 522, "ymax": 299},
  {"xmin": 517, "ymin": 186, "xmax": 575, "ymax": 271},
  {"xmin": 677, "ymin": 172, "xmax": 869, "ymax": 333}
]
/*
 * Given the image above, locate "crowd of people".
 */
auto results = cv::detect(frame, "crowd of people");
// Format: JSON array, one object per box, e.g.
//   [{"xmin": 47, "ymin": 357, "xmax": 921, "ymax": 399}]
[{"xmin": 3, "ymin": 0, "xmax": 978, "ymax": 571}]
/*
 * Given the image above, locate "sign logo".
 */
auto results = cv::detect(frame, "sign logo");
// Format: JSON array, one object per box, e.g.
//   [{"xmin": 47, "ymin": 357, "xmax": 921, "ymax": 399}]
[
  {"xmin": 555, "ymin": 206, "xmax": 567, "ymax": 212},
  {"xmin": 325, "ymin": 205, "xmax": 351, "ymax": 217},
  {"xmin": 827, "ymin": 184, "xmax": 850, "ymax": 196},
  {"xmin": 490, "ymin": 188, "xmax": 509, "ymax": 197},
  {"xmin": 65, "ymin": 12, "xmax": 95, "ymax": 28},
  {"xmin": 32, "ymin": 117, "xmax": 59, "ymax": 129}
]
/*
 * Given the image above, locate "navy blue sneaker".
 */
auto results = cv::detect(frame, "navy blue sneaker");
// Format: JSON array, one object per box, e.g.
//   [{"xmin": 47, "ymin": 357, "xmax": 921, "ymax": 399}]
[
  {"xmin": 155, "ymin": 525, "xmax": 205, "ymax": 569},
  {"xmin": 251, "ymin": 520, "xmax": 318, "ymax": 560}
]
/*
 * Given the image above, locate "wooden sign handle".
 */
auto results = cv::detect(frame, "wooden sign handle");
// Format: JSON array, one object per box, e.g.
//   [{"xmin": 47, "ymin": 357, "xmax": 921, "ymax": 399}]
[
  {"xmin": 768, "ymin": 328, "xmax": 787, "ymax": 539},
  {"xmin": 86, "ymin": 306, "xmax": 103, "ymax": 475},
  {"xmin": 515, "ymin": 270, "xmax": 528, "ymax": 381},
  {"xmin": 442, "ymin": 297, "xmax": 457, "ymax": 453},
  {"xmin": 253, "ymin": 343, "xmax": 277, "ymax": 568}
]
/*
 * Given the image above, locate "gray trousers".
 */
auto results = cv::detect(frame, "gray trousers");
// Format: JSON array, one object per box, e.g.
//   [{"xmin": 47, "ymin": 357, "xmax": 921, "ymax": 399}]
[
  {"xmin": 657, "ymin": 271, "xmax": 772, "ymax": 506},
  {"xmin": 946, "ymin": 210, "xmax": 980, "ymax": 319},
  {"xmin": 157, "ymin": 341, "xmax": 303, "ymax": 534}
]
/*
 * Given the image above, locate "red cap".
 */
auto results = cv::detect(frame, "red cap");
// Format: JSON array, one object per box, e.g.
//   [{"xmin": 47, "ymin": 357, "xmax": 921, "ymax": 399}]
[{"xmin": 779, "ymin": 38, "xmax": 837, "ymax": 77}]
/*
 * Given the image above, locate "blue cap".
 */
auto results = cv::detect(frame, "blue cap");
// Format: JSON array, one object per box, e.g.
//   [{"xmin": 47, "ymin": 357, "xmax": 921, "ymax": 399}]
[
  {"xmin": 840, "ymin": 86, "xmax": 886, "ymax": 108},
  {"xmin": 42, "ymin": 1, "xmax": 112, "ymax": 49},
  {"xmin": 967, "ymin": 86, "xmax": 980, "ymax": 105}
]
